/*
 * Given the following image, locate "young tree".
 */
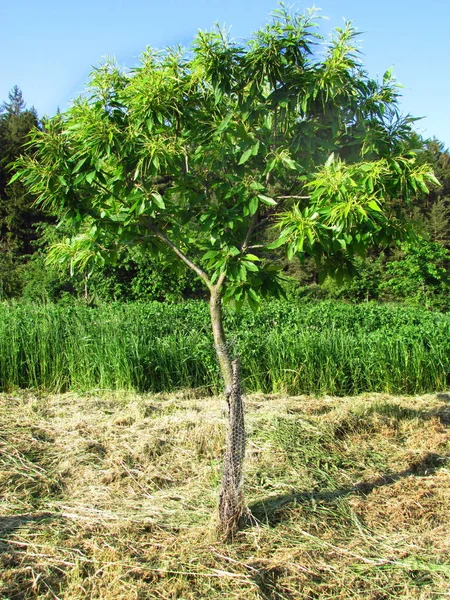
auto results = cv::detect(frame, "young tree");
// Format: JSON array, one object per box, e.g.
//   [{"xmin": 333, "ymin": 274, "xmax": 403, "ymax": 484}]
[{"xmin": 15, "ymin": 7, "xmax": 437, "ymax": 537}]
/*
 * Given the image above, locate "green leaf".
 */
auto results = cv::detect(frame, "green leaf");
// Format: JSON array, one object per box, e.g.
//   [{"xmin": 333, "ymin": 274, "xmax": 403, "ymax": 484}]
[
  {"xmin": 248, "ymin": 196, "xmax": 259, "ymax": 216},
  {"xmin": 86, "ymin": 171, "xmax": 96, "ymax": 184},
  {"xmin": 241, "ymin": 260, "xmax": 259, "ymax": 272},
  {"xmin": 266, "ymin": 236, "xmax": 285, "ymax": 249},
  {"xmin": 244, "ymin": 254, "xmax": 260, "ymax": 261},
  {"xmin": 250, "ymin": 181, "xmax": 265, "ymax": 191},
  {"xmin": 74, "ymin": 173, "xmax": 86, "ymax": 185},
  {"xmin": 217, "ymin": 112, "xmax": 233, "ymax": 133},
  {"xmin": 137, "ymin": 198, "xmax": 147, "ymax": 216},
  {"xmin": 417, "ymin": 179, "xmax": 430, "ymax": 194},
  {"xmin": 281, "ymin": 155, "xmax": 297, "ymax": 170},
  {"xmin": 238, "ymin": 148, "xmax": 253, "ymax": 165},
  {"xmin": 72, "ymin": 157, "xmax": 88, "ymax": 173},
  {"xmin": 248, "ymin": 288, "xmax": 260, "ymax": 302},
  {"xmin": 7, "ymin": 172, "xmax": 21, "ymax": 184},
  {"xmin": 258, "ymin": 194, "xmax": 277, "ymax": 206},
  {"xmin": 368, "ymin": 200, "xmax": 382, "ymax": 212},
  {"xmin": 151, "ymin": 192, "xmax": 166, "ymax": 209},
  {"xmin": 383, "ymin": 67, "xmax": 394, "ymax": 82},
  {"xmin": 247, "ymin": 288, "xmax": 261, "ymax": 312},
  {"xmin": 427, "ymin": 173, "xmax": 441, "ymax": 187},
  {"xmin": 325, "ymin": 153, "xmax": 335, "ymax": 166},
  {"xmin": 203, "ymin": 250, "xmax": 219, "ymax": 260}
]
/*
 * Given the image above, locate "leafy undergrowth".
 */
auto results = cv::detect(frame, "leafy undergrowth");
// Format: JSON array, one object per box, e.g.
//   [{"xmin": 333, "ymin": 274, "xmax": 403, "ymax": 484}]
[{"xmin": 0, "ymin": 390, "xmax": 449, "ymax": 599}]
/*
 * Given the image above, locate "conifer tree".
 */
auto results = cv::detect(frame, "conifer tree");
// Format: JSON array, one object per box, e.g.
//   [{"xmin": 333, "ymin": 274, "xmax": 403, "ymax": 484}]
[{"xmin": 0, "ymin": 87, "xmax": 45, "ymax": 296}]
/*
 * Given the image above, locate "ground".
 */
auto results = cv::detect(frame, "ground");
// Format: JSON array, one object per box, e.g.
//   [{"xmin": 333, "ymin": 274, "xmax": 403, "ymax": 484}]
[{"xmin": 0, "ymin": 390, "xmax": 449, "ymax": 599}]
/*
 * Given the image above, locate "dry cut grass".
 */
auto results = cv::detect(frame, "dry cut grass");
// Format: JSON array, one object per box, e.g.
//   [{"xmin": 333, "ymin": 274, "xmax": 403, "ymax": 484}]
[{"xmin": 0, "ymin": 389, "xmax": 449, "ymax": 599}]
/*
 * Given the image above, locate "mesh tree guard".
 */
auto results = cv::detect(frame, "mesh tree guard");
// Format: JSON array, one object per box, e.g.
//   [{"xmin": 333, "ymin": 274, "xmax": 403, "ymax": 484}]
[{"xmin": 218, "ymin": 359, "xmax": 247, "ymax": 539}]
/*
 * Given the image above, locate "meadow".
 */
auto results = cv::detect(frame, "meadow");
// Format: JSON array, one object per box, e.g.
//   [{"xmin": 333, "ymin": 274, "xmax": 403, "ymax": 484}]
[
  {"xmin": 1, "ymin": 301, "xmax": 450, "ymax": 598},
  {"xmin": 0, "ymin": 300, "xmax": 449, "ymax": 396},
  {"xmin": 1, "ymin": 389, "xmax": 449, "ymax": 599}
]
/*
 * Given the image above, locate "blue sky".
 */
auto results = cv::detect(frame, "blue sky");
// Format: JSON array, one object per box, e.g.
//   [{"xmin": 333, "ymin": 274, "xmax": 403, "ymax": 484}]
[{"xmin": 1, "ymin": 0, "xmax": 449, "ymax": 146}]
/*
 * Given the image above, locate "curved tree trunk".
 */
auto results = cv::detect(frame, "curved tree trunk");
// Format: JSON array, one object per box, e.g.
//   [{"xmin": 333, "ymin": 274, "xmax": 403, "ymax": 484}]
[
  {"xmin": 149, "ymin": 229, "xmax": 248, "ymax": 539},
  {"xmin": 210, "ymin": 290, "xmax": 247, "ymax": 539}
]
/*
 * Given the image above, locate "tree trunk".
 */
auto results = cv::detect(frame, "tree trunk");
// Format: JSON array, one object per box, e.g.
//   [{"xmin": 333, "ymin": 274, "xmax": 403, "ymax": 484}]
[
  {"xmin": 209, "ymin": 291, "xmax": 233, "ymax": 391},
  {"xmin": 209, "ymin": 290, "xmax": 247, "ymax": 539},
  {"xmin": 218, "ymin": 358, "xmax": 247, "ymax": 538}
]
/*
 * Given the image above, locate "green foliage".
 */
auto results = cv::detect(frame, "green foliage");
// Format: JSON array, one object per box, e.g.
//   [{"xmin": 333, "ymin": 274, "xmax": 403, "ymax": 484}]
[
  {"xmin": 425, "ymin": 197, "xmax": 450, "ymax": 246},
  {"xmin": 418, "ymin": 139, "xmax": 450, "ymax": 197},
  {"xmin": 1, "ymin": 300, "xmax": 449, "ymax": 395},
  {"xmin": 413, "ymin": 138, "xmax": 450, "ymax": 247},
  {"xmin": 0, "ymin": 87, "xmax": 53, "ymax": 298},
  {"xmin": 0, "ymin": 87, "xmax": 43, "ymax": 254},
  {"xmin": 317, "ymin": 255, "xmax": 385, "ymax": 302},
  {"xmin": 14, "ymin": 7, "xmax": 437, "ymax": 310},
  {"xmin": 381, "ymin": 240, "xmax": 450, "ymax": 310}
]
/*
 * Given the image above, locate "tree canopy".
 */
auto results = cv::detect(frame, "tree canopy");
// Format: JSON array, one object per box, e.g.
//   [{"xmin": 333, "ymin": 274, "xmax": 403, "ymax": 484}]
[{"xmin": 15, "ymin": 7, "xmax": 438, "ymax": 309}]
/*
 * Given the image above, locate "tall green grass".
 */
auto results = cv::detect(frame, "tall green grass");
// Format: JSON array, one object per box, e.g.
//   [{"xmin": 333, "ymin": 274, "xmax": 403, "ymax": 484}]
[{"xmin": 0, "ymin": 300, "xmax": 449, "ymax": 395}]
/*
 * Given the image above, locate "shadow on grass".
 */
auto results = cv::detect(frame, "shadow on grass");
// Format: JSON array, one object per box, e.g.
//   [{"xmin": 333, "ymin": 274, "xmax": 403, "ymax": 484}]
[
  {"xmin": 333, "ymin": 399, "xmax": 450, "ymax": 438},
  {"xmin": 248, "ymin": 564, "xmax": 297, "ymax": 600},
  {"xmin": 0, "ymin": 512, "xmax": 68, "ymax": 599},
  {"xmin": 249, "ymin": 451, "xmax": 449, "ymax": 526},
  {"xmin": 394, "ymin": 402, "xmax": 450, "ymax": 427},
  {"xmin": 0, "ymin": 512, "xmax": 58, "ymax": 551}
]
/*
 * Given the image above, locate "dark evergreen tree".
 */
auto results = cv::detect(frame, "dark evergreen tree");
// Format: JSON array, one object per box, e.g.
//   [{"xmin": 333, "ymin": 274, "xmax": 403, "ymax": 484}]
[
  {"xmin": 0, "ymin": 87, "xmax": 42, "ymax": 253},
  {"xmin": 414, "ymin": 138, "xmax": 450, "ymax": 247},
  {"xmin": 2, "ymin": 86, "xmax": 27, "ymax": 115},
  {"xmin": 0, "ymin": 87, "xmax": 51, "ymax": 296}
]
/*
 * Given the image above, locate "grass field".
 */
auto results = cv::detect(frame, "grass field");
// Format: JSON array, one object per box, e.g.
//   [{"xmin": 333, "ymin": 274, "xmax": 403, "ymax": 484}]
[
  {"xmin": 1, "ymin": 390, "xmax": 449, "ymax": 599},
  {"xmin": 1, "ymin": 300, "xmax": 450, "ymax": 395}
]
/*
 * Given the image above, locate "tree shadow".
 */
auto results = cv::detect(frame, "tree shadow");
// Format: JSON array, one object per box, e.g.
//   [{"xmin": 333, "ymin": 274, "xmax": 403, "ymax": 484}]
[
  {"xmin": 247, "ymin": 564, "xmax": 297, "ymax": 600},
  {"xmin": 249, "ymin": 394, "xmax": 450, "ymax": 527},
  {"xmin": 410, "ymin": 401, "xmax": 450, "ymax": 427},
  {"xmin": 248, "ymin": 451, "xmax": 449, "ymax": 527},
  {"xmin": 333, "ymin": 399, "xmax": 450, "ymax": 438},
  {"xmin": 0, "ymin": 512, "xmax": 57, "ymax": 552},
  {"xmin": 0, "ymin": 512, "xmax": 66, "ymax": 599},
  {"xmin": 433, "ymin": 393, "xmax": 450, "ymax": 425}
]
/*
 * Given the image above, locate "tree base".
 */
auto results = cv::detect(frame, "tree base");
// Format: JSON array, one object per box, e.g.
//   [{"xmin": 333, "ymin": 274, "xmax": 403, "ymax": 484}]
[{"xmin": 218, "ymin": 359, "xmax": 247, "ymax": 540}]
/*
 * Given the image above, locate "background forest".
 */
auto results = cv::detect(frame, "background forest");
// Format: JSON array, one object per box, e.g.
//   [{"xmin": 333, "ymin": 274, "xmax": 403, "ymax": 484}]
[{"xmin": 1, "ymin": 86, "xmax": 449, "ymax": 311}]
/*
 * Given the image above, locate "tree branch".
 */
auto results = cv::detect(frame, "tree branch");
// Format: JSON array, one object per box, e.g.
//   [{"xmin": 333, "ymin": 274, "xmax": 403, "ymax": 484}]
[
  {"xmin": 92, "ymin": 180, "xmax": 211, "ymax": 288},
  {"xmin": 93, "ymin": 180, "xmax": 123, "ymax": 204},
  {"xmin": 254, "ymin": 214, "xmax": 273, "ymax": 233},
  {"xmin": 215, "ymin": 271, "xmax": 227, "ymax": 292},
  {"xmin": 241, "ymin": 213, "xmax": 259, "ymax": 253},
  {"xmin": 147, "ymin": 223, "xmax": 212, "ymax": 289},
  {"xmin": 276, "ymin": 195, "xmax": 311, "ymax": 200}
]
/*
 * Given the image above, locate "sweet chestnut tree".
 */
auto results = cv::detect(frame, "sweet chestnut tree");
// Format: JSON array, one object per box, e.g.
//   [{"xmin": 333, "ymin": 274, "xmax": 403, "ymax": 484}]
[{"xmin": 15, "ymin": 7, "xmax": 437, "ymax": 536}]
